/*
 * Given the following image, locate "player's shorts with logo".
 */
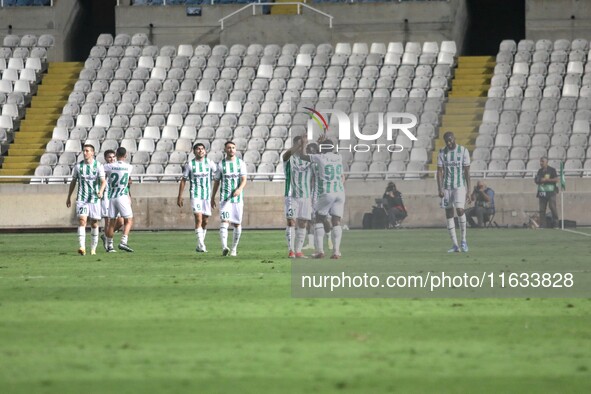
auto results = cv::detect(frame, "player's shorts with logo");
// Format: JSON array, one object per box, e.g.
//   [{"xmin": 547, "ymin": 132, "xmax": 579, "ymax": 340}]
[
  {"xmin": 191, "ymin": 198, "xmax": 211, "ymax": 216},
  {"xmin": 109, "ymin": 196, "xmax": 133, "ymax": 219},
  {"xmin": 315, "ymin": 192, "xmax": 345, "ymax": 217},
  {"xmin": 285, "ymin": 196, "xmax": 312, "ymax": 220},
  {"xmin": 76, "ymin": 201, "xmax": 102, "ymax": 220},
  {"xmin": 220, "ymin": 200, "xmax": 243, "ymax": 224},
  {"xmin": 440, "ymin": 187, "xmax": 467, "ymax": 209}
]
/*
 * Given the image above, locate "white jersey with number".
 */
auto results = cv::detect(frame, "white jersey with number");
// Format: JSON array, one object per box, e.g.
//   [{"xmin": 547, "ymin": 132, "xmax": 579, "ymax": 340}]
[
  {"xmin": 104, "ymin": 161, "xmax": 132, "ymax": 199},
  {"xmin": 309, "ymin": 153, "xmax": 344, "ymax": 196},
  {"xmin": 437, "ymin": 145, "xmax": 471, "ymax": 190}
]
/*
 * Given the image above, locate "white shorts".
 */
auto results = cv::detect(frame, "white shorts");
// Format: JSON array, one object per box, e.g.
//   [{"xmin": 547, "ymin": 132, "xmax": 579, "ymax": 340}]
[
  {"xmin": 286, "ymin": 196, "xmax": 312, "ymax": 220},
  {"xmin": 315, "ymin": 192, "xmax": 345, "ymax": 218},
  {"xmin": 76, "ymin": 201, "xmax": 101, "ymax": 220},
  {"xmin": 191, "ymin": 198, "xmax": 211, "ymax": 216},
  {"xmin": 220, "ymin": 200, "xmax": 243, "ymax": 225},
  {"xmin": 440, "ymin": 187, "xmax": 467, "ymax": 209},
  {"xmin": 109, "ymin": 196, "xmax": 133, "ymax": 219},
  {"xmin": 101, "ymin": 198, "xmax": 109, "ymax": 218}
]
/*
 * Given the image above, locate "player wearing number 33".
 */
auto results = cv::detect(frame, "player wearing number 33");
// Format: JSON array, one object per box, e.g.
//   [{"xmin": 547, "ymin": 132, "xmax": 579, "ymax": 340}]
[
  {"xmin": 103, "ymin": 147, "xmax": 134, "ymax": 253},
  {"xmin": 299, "ymin": 136, "xmax": 345, "ymax": 259},
  {"xmin": 211, "ymin": 141, "xmax": 247, "ymax": 257},
  {"xmin": 66, "ymin": 143, "xmax": 107, "ymax": 256}
]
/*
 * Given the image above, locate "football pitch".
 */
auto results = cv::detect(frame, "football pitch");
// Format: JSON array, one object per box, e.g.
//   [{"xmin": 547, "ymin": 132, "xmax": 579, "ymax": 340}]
[{"xmin": 0, "ymin": 229, "xmax": 590, "ymax": 393}]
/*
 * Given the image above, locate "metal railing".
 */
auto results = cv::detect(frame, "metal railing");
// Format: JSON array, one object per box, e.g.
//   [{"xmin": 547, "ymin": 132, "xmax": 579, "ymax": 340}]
[
  {"xmin": 219, "ymin": 2, "xmax": 333, "ymax": 30},
  {"xmin": 3, "ymin": 170, "xmax": 589, "ymax": 184}
]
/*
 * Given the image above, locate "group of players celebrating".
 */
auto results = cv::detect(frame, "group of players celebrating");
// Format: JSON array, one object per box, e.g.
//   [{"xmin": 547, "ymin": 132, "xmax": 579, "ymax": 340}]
[{"xmin": 67, "ymin": 128, "xmax": 471, "ymax": 257}]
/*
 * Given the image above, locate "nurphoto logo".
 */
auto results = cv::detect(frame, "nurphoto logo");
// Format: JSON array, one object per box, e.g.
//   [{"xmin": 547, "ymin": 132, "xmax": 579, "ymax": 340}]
[{"xmin": 304, "ymin": 107, "xmax": 418, "ymax": 153}]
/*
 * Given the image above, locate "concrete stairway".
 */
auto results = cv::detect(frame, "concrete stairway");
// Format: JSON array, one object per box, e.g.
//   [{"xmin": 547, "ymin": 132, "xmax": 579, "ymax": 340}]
[
  {"xmin": 429, "ymin": 56, "xmax": 494, "ymax": 171},
  {"xmin": 0, "ymin": 62, "xmax": 82, "ymax": 182},
  {"xmin": 271, "ymin": 0, "xmax": 305, "ymax": 15}
]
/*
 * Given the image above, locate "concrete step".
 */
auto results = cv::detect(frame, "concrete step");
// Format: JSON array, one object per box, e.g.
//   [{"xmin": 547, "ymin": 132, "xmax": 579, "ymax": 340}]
[
  {"xmin": 444, "ymin": 107, "xmax": 484, "ymax": 115},
  {"xmin": 25, "ymin": 107, "xmax": 62, "ymax": 115},
  {"xmin": 448, "ymin": 90, "xmax": 488, "ymax": 97},
  {"xmin": 14, "ymin": 131, "xmax": 53, "ymax": 140},
  {"xmin": 16, "ymin": 125, "xmax": 53, "ymax": 133},
  {"xmin": 31, "ymin": 100, "xmax": 67, "ymax": 108},
  {"xmin": 2, "ymin": 162, "xmax": 38, "ymax": 170},
  {"xmin": 6, "ymin": 148, "xmax": 46, "ymax": 156},
  {"xmin": 441, "ymin": 120, "xmax": 482, "ymax": 128},
  {"xmin": 20, "ymin": 119, "xmax": 57, "ymax": 128},
  {"xmin": 441, "ymin": 114, "xmax": 482, "ymax": 122},
  {"xmin": 0, "ymin": 169, "xmax": 34, "ymax": 177},
  {"xmin": 23, "ymin": 114, "xmax": 60, "ymax": 121},
  {"xmin": 2, "ymin": 155, "xmax": 40, "ymax": 164},
  {"xmin": 11, "ymin": 142, "xmax": 47, "ymax": 150}
]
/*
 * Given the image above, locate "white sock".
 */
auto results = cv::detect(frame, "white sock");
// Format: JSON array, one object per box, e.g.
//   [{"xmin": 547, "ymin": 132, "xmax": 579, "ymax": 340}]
[
  {"xmin": 232, "ymin": 226, "xmax": 242, "ymax": 251},
  {"xmin": 286, "ymin": 226, "xmax": 295, "ymax": 252},
  {"xmin": 77, "ymin": 226, "xmax": 85, "ymax": 249},
  {"xmin": 107, "ymin": 237, "xmax": 113, "ymax": 248},
  {"xmin": 196, "ymin": 228, "xmax": 205, "ymax": 248},
  {"xmin": 220, "ymin": 222, "xmax": 229, "ymax": 249},
  {"xmin": 307, "ymin": 232, "xmax": 314, "ymax": 246},
  {"xmin": 314, "ymin": 223, "xmax": 325, "ymax": 253},
  {"xmin": 447, "ymin": 218, "xmax": 458, "ymax": 246},
  {"xmin": 121, "ymin": 234, "xmax": 128, "ymax": 245},
  {"xmin": 295, "ymin": 227, "xmax": 306, "ymax": 253},
  {"xmin": 459, "ymin": 214, "xmax": 467, "ymax": 243},
  {"xmin": 90, "ymin": 227, "xmax": 99, "ymax": 251},
  {"xmin": 331, "ymin": 225, "xmax": 342, "ymax": 255}
]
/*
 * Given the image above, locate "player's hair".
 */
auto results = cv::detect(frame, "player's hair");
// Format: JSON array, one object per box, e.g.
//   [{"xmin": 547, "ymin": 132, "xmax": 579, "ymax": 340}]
[
  {"xmin": 443, "ymin": 131, "xmax": 454, "ymax": 140},
  {"xmin": 193, "ymin": 143, "xmax": 206, "ymax": 151},
  {"xmin": 540, "ymin": 156, "xmax": 548, "ymax": 161},
  {"xmin": 224, "ymin": 141, "xmax": 236, "ymax": 148},
  {"xmin": 306, "ymin": 142, "xmax": 319, "ymax": 154},
  {"xmin": 83, "ymin": 143, "xmax": 95, "ymax": 152},
  {"xmin": 103, "ymin": 149, "xmax": 115, "ymax": 159},
  {"xmin": 116, "ymin": 147, "xmax": 127, "ymax": 158},
  {"xmin": 293, "ymin": 135, "xmax": 302, "ymax": 145}
]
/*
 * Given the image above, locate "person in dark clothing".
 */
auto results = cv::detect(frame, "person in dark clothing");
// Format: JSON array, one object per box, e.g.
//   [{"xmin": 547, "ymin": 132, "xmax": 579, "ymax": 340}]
[
  {"xmin": 534, "ymin": 157, "xmax": 559, "ymax": 228},
  {"xmin": 382, "ymin": 182, "xmax": 407, "ymax": 228},
  {"xmin": 466, "ymin": 181, "xmax": 495, "ymax": 228}
]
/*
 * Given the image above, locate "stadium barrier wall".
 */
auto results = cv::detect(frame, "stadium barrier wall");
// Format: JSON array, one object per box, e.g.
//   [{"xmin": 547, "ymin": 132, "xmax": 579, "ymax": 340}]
[
  {"xmin": 527, "ymin": 0, "xmax": 591, "ymax": 41},
  {"xmin": 115, "ymin": 0, "xmax": 468, "ymax": 50},
  {"xmin": 1, "ymin": 178, "xmax": 591, "ymax": 230}
]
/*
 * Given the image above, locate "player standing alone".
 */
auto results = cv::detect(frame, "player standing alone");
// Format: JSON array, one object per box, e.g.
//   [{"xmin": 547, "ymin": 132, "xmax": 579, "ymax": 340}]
[
  {"xmin": 177, "ymin": 143, "xmax": 213, "ymax": 253},
  {"xmin": 437, "ymin": 131, "xmax": 472, "ymax": 253},
  {"xmin": 283, "ymin": 136, "xmax": 314, "ymax": 258},
  {"xmin": 66, "ymin": 143, "xmax": 106, "ymax": 256},
  {"xmin": 103, "ymin": 147, "xmax": 134, "ymax": 252},
  {"xmin": 211, "ymin": 141, "xmax": 247, "ymax": 257}
]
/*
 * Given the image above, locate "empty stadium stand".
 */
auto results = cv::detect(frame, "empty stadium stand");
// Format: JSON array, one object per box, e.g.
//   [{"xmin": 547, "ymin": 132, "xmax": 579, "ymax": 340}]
[
  {"xmin": 34, "ymin": 36, "xmax": 459, "ymax": 182},
  {"xmin": 0, "ymin": 33, "xmax": 55, "ymax": 179}
]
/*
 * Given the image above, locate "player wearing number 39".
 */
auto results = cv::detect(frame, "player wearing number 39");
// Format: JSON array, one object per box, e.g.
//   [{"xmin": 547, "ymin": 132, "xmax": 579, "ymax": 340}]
[
  {"xmin": 66, "ymin": 143, "xmax": 107, "ymax": 256},
  {"xmin": 437, "ymin": 131, "xmax": 472, "ymax": 253},
  {"xmin": 211, "ymin": 141, "xmax": 247, "ymax": 257},
  {"xmin": 299, "ymin": 137, "xmax": 345, "ymax": 259},
  {"xmin": 177, "ymin": 143, "xmax": 213, "ymax": 253},
  {"xmin": 103, "ymin": 147, "xmax": 134, "ymax": 253}
]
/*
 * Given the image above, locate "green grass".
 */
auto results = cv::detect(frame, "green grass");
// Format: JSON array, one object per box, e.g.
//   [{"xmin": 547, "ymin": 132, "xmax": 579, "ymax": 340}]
[{"xmin": 0, "ymin": 229, "xmax": 590, "ymax": 393}]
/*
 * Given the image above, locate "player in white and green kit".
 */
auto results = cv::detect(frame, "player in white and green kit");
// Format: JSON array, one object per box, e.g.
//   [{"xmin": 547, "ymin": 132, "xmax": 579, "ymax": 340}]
[
  {"xmin": 66, "ymin": 143, "xmax": 106, "ymax": 256},
  {"xmin": 100, "ymin": 150, "xmax": 123, "ymax": 250},
  {"xmin": 299, "ymin": 137, "xmax": 346, "ymax": 259},
  {"xmin": 437, "ymin": 131, "xmax": 472, "ymax": 253},
  {"xmin": 103, "ymin": 147, "xmax": 134, "ymax": 252},
  {"xmin": 211, "ymin": 141, "xmax": 247, "ymax": 257},
  {"xmin": 283, "ymin": 136, "xmax": 314, "ymax": 258},
  {"xmin": 178, "ymin": 143, "xmax": 213, "ymax": 253}
]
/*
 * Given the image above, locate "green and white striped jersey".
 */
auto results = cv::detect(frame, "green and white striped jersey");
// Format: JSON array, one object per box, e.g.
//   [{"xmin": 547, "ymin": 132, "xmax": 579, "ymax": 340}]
[
  {"xmin": 183, "ymin": 158, "xmax": 212, "ymax": 200},
  {"xmin": 284, "ymin": 155, "xmax": 313, "ymax": 198},
  {"xmin": 309, "ymin": 153, "xmax": 344, "ymax": 196},
  {"xmin": 72, "ymin": 160, "xmax": 105, "ymax": 203},
  {"xmin": 104, "ymin": 161, "xmax": 132, "ymax": 199},
  {"xmin": 213, "ymin": 157, "xmax": 247, "ymax": 203},
  {"xmin": 437, "ymin": 145, "xmax": 471, "ymax": 189}
]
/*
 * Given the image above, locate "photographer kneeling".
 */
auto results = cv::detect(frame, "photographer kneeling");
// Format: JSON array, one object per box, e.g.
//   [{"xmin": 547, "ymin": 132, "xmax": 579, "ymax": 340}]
[
  {"xmin": 466, "ymin": 181, "xmax": 495, "ymax": 228},
  {"xmin": 383, "ymin": 182, "xmax": 408, "ymax": 228}
]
